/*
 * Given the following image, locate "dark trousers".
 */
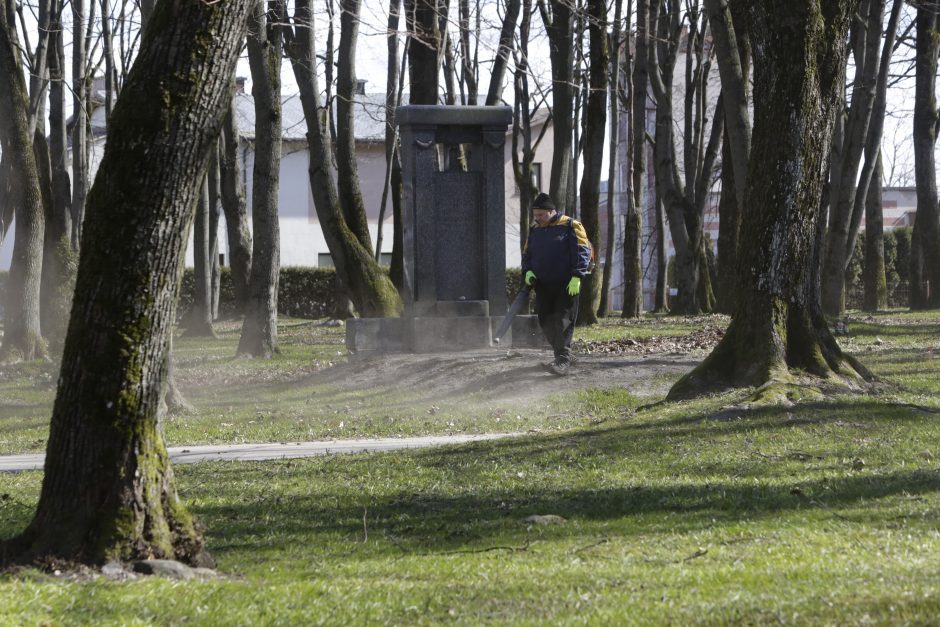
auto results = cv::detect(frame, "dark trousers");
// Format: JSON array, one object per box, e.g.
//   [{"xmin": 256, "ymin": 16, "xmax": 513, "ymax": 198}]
[{"xmin": 535, "ymin": 283, "xmax": 579, "ymax": 365}]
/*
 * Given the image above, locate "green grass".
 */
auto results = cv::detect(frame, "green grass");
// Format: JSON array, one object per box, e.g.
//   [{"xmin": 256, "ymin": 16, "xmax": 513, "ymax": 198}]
[{"xmin": 0, "ymin": 310, "xmax": 939, "ymax": 623}]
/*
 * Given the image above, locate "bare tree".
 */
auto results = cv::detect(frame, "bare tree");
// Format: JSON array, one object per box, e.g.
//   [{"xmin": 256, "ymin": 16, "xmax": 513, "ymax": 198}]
[
  {"xmin": 910, "ymin": 3, "xmax": 940, "ymax": 310},
  {"xmin": 0, "ymin": 0, "xmax": 46, "ymax": 362},
  {"xmin": 485, "ymin": 0, "xmax": 521, "ymax": 105},
  {"xmin": 704, "ymin": 0, "xmax": 750, "ymax": 313},
  {"xmin": 539, "ymin": 0, "xmax": 575, "ymax": 206},
  {"xmin": 575, "ymin": 0, "xmax": 608, "ymax": 326},
  {"xmin": 220, "ymin": 103, "xmax": 252, "ymax": 314},
  {"xmin": 821, "ymin": 0, "xmax": 892, "ymax": 315},
  {"xmin": 622, "ymin": 0, "xmax": 646, "ymax": 318},
  {"xmin": 600, "ymin": 0, "xmax": 626, "ymax": 318},
  {"xmin": 283, "ymin": 0, "xmax": 402, "ymax": 317},
  {"xmin": 239, "ymin": 0, "xmax": 285, "ymax": 357},
  {"xmin": 648, "ymin": 0, "xmax": 722, "ymax": 315}
]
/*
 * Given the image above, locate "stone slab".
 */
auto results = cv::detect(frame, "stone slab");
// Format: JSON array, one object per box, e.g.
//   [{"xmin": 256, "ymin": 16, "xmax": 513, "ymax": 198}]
[
  {"xmin": 435, "ymin": 300, "xmax": 489, "ymax": 317},
  {"xmin": 409, "ymin": 316, "xmax": 494, "ymax": 352},
  {"xmin": 346, "ymin": 318, "xmax": 405, "ymax": 353}
]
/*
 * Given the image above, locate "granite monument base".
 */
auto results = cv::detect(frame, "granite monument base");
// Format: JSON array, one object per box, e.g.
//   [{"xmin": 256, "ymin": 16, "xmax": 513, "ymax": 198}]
[{"xmin": 346, "ymin": 306, "xmax": 549, "ymax": 354}]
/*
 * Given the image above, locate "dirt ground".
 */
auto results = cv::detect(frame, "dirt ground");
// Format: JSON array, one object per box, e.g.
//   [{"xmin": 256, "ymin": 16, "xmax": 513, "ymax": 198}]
[{"xmin": 322, "ymin": 346, "xmax": 707, "ymax": 406}]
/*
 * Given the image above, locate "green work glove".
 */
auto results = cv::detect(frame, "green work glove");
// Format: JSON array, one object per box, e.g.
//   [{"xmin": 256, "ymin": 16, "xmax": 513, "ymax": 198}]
[
  {"xmin": 567, "ymin": 276, "xmax": 581, "ymax": 296},
  {"xmin": 525, "ymin": 270, "xmax": 537, "ymax": 286}
]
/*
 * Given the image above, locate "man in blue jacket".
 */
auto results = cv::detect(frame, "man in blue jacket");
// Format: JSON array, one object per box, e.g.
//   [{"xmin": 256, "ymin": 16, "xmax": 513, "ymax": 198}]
[{"xmin": 521, "ymin": 192, "xmax": 593, "ymax": 376}]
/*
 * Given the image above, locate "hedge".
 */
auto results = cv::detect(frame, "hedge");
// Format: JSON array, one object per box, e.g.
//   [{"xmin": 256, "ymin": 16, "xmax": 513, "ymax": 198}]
[{"xmin": 179, "ymin": 266, "xmax": 527, "ymax": 320}]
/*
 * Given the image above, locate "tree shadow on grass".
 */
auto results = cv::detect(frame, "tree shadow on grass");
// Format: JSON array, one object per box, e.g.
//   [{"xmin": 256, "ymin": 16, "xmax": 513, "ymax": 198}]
[{"xmin": 184, "ymin": 399, "xmax": 940, "ymax": 559}]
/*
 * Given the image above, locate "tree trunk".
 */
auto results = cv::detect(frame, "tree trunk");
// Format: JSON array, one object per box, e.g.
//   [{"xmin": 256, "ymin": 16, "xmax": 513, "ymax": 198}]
[
  {"xmin": 575, "ymin": 0, "xmax": 607, "ymax": 326},
  {"xmin": 511, "ymin": 0, "xmax": 539, "ymax": 263},
  {"xmin": 70, "ymin": 0, "xmax": 89, "ymax": 250},
  {"xmin": 285, "ymin": 0, "xmax": 402, "ymax": 317},
  {"xmin": 220, "ymin": 104, "xmax": 252, "ymax": 314},
  {"xmin": 337, "ymin": 0, "xmax": 375, "ymax": 257},
  {"xmin": 406, "ymin": 0, "xmax": 441, "ymax": 104},
  {"xmin": 910, "ymin": 5, "xmax": 940, "ymax": 310},
  {"xmin": 40, "ymin": 0, "xmax": 74, "ymax": 347},
  {"xmin": 708, "ymin": 0, "xmax": 750, "ymax": 314},
  {"xmin": 0, "ymin": 1, "xmax": 46, "ymax": 362},
  {"xmin": 622, "ymin": 0, "xmax": 646, "ymax": 319},
  {"xmin": 669, "ymin": 0, "xmax": 870, "ymax": 401},
  {"xmin": 715, "ymin": 135, "xmax": 739, "ymax": 313},
  {"xmin": 600, "ymin": 0, "xmax": 625, "ymax": 318},
  {"xmin": 186, "ymin": 177, "xmax": 215, "ymax": 336},
  {"xmin": 1, "ymin": 0, "xmax": 252, "ymax": 565},
  {"xmin": 540, "ymin": 0, "xmax": 574, "ymax": 206},
  {"xmin": 208, "ymin": 147, "xmax": 222, "ymax": 320},
  {"xmin": 485, "ymin": 0, "xmax": 519, "ymax": 106},
  {"xmin": 654, "ymin": 187, "xmax": 668, "ymax": 312},
  {"xmin": 238, "ymin": 0, "xmax": 284, "ymax": 357},
  {"xmin": 862, "ymin": 151, "xmax": 886, "ymax": 311},
  {"xmin": 703, "ymin": 0, "xmax": 750, "ymax": 210}
]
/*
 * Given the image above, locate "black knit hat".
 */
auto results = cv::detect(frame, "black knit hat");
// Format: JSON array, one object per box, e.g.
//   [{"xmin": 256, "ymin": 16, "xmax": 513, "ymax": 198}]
[{"xmin": 531, "ymin": 192, "xmax": 556, "ymax": 211}]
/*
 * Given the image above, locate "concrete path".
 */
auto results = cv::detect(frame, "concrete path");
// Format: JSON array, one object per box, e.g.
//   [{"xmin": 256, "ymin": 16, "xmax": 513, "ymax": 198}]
[{"xmin": 0, "ymin": 433, "xmax": 523, "ymax": 473}]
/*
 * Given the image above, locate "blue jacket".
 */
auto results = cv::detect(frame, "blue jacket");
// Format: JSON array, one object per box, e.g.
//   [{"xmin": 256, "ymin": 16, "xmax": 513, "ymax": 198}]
[{"xmin": 521, "ymin": 214, "xmax": 592, "ymax": 287}]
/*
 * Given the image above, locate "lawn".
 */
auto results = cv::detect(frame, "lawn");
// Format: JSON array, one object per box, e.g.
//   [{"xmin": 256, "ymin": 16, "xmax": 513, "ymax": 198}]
[{"xmin": 0, "ymin": 310, "xmax": 939, "ymax": 624}]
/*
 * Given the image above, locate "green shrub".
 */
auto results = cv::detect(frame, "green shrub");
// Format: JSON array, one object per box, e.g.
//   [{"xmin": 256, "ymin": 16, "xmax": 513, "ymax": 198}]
[
  {"xmin": 179, "ymin": 267, "xmax": 525, "ymax": 320},
  {"xmin": 179, "ymin": 266, "xmax": 338, "ymax": 320}
]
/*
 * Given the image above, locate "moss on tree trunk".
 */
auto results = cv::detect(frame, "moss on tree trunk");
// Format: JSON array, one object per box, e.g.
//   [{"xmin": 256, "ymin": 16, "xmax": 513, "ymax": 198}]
[
  {"xmin": 668, "ymin": 0, "xmax": 871, "ymax": 401},
  {"xmin": 1, "ymin": 0, "xmax": 252, "ymax": 566}
]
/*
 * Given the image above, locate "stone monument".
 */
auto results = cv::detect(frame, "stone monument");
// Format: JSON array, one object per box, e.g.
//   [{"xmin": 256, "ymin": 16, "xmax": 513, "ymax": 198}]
[{"xmin": 346, "ymin": 105, "xmax": 543, "ymax": 353}]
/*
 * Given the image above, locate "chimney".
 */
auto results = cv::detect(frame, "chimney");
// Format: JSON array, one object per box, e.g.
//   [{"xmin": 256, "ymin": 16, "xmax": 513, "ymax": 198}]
[
  {"xmin": 235, "ymin": 76, "xmax": 247, "ymax": 94},
  {"xmin": 355, "ymin": 79, "xmax": 367, "ymax": 96}
]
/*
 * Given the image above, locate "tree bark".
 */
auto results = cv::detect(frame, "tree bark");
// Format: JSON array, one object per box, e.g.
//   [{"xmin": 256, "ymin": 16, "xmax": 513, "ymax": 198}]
[
  {"xmin": 0, "ymin": 0, "xmax": 46, "ymax": 362},
  {"xmin": 708, "ymin": 0, "xmax": 749, "ymax": 314},
  {"xmin": 1, "ymin": 0, "xmax": 252, "ymax": 565},
  {"xmin": 406, "ymin": 0, "xmax": 441, "ymax": 104},
  {"xmin": 654, "ymin": 188, "xmax": 668, "ymax": 312},
  {"xmin": 862, "ymin": 151, "xmax": 887, "ymax": 311},
  {"xmin": 40, "ymin": 0, "xmax": 74, "ymax": 347},
  {"xmin": 622, "ymin": 0, "xmax": 646, "ymax": 319},
  {"xmin": 337, "ymin": 0, "xmax": 375, "ymax": 256},
  {"xmin": 186, "ymin": 177, "xmax": 215, "ymax": 336},
  {"xmin": 70, "ymin": 0, "xmax": 89, "ymax": 250},
  {"xmin": 910, "ymin": 5, "xmax": 940, "ymax": 310},
  {"xmin": 284, "ymin": 0, "xmax": 402, "ymax": 317},
  {"xmin": 485, "ymin": 0, "xmax": 520, "ymax": 106},
  {"xmin": 540, "ymin": 0, "xmax": 574, "ymax": 206},
  {"xmin": 669, "ymin": 0, "xmax": 870, "ymax": 400},
  {"xmin": 208, "ymin": 146, "xmax": 222, "ymax": 320},
  {"xmin": 600, "ymin": 0, "xmax": 625, "ymax": 318},
  {"xmin": 220, "ymin": 104, "xmax": 252, "ymax": 314},
  {"xmin": 703, "ymin": 0, "xmax": 750, "ymax": 210},
  {"xmin": 576, "ymin": 0, "xmax": 608, "ymax": 326},
  {"xmin": 238, "ymin": 0, "xmax": 284, "ymax": 357}
]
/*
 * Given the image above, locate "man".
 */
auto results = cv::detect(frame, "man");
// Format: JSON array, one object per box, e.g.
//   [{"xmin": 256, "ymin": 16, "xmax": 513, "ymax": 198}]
[{"xmin": 521, "ymin": 192, "xmax": 593, "ymax": 376}]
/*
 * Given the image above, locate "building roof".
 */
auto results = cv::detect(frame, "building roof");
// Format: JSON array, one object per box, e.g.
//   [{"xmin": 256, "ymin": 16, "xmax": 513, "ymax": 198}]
[{"xmin": 233, "ymin": 91, "xmax": 390, "ymax": 143}]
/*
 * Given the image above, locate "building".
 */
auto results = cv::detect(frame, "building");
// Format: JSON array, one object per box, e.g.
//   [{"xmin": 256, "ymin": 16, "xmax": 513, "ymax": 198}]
[{"xmin": 1, "ymin": 81, "xmax": 555, "ymax": 274}]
